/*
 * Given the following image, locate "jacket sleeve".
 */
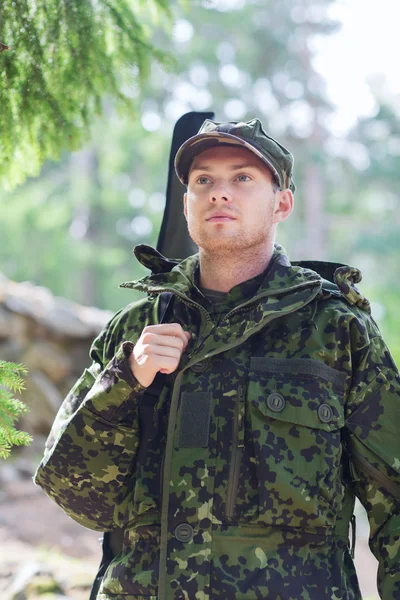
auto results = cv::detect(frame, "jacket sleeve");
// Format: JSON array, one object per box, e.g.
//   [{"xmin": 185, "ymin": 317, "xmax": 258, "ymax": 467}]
[
  {"xmin": 33, "ymin": 314, "xmax": 147, "ymax": 532},
  {"xmin": 345, "ymin": 317, "xmax": 400, "ymax": 599}
]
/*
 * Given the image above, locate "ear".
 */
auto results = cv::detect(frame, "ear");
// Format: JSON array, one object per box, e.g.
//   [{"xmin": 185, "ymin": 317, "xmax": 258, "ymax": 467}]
[
  {"xmin": 183, "ymin": 192, "xmax": 188, "ymax": 221},
  {"xmin": 273, "ymin": 189, "xmax": 293, "ymax": 224}
]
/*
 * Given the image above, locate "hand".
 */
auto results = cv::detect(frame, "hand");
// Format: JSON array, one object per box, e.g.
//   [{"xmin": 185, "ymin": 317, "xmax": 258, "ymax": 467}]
[{"xmin": 129, "ymin": 323, "xmax": 191, "ymax": 388}]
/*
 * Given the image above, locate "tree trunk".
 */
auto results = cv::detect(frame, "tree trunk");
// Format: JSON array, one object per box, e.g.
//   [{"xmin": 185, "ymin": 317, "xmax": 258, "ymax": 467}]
[
  {"xmin": 69, "ymin": 147, "xmax": 100, "ymax": 307},
  {"xmin": 304, "ymin": 161, "xmax": 326, "ymax": 260}
]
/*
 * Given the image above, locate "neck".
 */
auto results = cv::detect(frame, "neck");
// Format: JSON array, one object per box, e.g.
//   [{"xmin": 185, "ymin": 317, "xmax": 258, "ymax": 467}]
[{"xmin": 198, "ymin": 243, "xmax": 274, "ymax": 293}]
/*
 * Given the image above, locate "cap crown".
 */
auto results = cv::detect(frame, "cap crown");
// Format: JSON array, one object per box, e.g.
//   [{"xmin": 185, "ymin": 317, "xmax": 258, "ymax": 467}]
[
  {"xmin": 174, "ymin": 118, "xmax": 296, "ymax": 192},
  {"xmin": 198, "ymin": 119, "xmax": 295, "ymax": 192}
]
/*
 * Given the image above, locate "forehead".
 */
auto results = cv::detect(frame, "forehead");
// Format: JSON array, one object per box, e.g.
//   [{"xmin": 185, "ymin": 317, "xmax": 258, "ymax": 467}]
[{"xmin": 188, "ymin": 144, "xmax": 274, "ymax": 182}]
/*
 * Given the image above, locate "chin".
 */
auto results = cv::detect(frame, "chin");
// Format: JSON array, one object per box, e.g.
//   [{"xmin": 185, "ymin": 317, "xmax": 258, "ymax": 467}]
[
  {"xmin": 197, "ymin": 238, "xmax": 253, "ymax": 254},
  {"xmin": 189, "ymin": 225, "xmax": 267, "ymax": 254}
]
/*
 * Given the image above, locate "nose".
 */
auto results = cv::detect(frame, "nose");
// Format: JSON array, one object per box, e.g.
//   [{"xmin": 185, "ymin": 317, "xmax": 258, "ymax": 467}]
[{"xmin": 209, "ymin": 181, "xmax": 232, "ymax": 204}]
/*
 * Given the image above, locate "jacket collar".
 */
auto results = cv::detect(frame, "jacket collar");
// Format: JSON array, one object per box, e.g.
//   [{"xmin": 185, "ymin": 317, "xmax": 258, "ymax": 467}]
[
  {"xmin": 121, "ymin": 243, "xmax": 322, "ymax": 302},
  {"xmin": 120, "ymin": 245, "xmax": 370, "ymax": 365}
]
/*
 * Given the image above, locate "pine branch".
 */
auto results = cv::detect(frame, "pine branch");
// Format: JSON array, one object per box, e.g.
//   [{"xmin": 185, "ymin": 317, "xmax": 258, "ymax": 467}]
[
  {"xmin": 0, "ymin": 0, "xmax": 175, "ymax": 189},
  {"xmin": 0, "ymin": 361, "xmax": 32, "ymax": 459},
  {"xmin": 0, "ymin": 361, "xmax": 28, "ymax": 391}
]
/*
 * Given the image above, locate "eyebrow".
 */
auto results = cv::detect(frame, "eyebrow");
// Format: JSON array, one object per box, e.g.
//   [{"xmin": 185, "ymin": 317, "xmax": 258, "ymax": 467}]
[{"xmin": 190, "ymin": 163, "xmax": 261, "ymax": 174}]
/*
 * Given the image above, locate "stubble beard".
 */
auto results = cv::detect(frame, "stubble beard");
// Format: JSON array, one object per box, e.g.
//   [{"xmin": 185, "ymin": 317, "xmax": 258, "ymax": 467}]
[{"xmin": 187, "ymin": 219, "xmax": 271, "ymax": 258}]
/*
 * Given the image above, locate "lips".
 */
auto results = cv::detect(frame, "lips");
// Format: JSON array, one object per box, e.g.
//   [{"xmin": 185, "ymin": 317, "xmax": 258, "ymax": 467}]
[{"xmin": 206, "ymin": 212, "xmax": 236, "ymax": 221}]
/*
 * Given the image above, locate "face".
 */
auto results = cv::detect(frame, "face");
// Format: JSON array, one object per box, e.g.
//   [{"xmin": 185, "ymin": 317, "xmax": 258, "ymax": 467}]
[{"xmin": 183, "ymin": 145, "xmax": 293, "ymax": 255}]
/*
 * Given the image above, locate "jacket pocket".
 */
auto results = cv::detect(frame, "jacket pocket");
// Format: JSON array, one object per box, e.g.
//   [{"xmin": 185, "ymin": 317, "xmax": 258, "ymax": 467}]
[
  {"xmin": 99, "ymin": 526, "xmax": 160, "ymax": 597},
  {"xmin": 246, "ymin": 357, "xmax": 346, "ymax": 529}
]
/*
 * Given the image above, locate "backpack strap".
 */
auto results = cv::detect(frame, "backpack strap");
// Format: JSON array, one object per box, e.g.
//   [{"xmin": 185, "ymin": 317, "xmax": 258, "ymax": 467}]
[
  {"xmin": 89, "ymin": 530, "xmax": 123, "ymax": 600},
  {"xmin": 158, "ymin": 291, "xmax": 174, "ymax": 324},
  {"xmin": 321, "ymin": 278, "xmax": 339, "ymax": 292}
]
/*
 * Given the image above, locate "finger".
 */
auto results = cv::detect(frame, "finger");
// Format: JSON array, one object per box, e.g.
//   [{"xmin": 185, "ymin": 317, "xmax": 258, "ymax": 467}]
[
  {"xmin": 153, "ymin": 355, "xmax": 180, "ymax": 374},
  {"xmin": 147, "ymin": 346, "xmax": 181, "ymax": 360},
  {"xmin": 143, "ymin": 323, "xmax": 189, "ymax": 347},
  {"xmin": 142, "ymin": 333, "xmax": 186, "ymax": 352}
]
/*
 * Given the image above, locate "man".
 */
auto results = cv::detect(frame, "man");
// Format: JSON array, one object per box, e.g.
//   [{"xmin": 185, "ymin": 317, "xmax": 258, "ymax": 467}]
[{"xmin": 34, "ymin": 119, "xmax": 400, "ymax": 599}]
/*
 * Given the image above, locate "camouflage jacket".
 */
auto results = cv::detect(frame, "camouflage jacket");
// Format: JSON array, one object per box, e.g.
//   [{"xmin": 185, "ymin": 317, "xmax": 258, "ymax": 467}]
[{"xmin": 34, "ymin": 243, "xmax": 400, "ymax": 600}]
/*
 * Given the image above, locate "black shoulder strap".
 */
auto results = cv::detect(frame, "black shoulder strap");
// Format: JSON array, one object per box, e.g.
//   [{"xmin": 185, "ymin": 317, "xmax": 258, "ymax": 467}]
[
  {"xmin": 321, "ymin": 278, "xmax": 340, "ymax": 292},
  {"xmin": 89, "ymin": 530, "xmax": 122, "ymax": 599},
  {"xmin": 89, "ymin": 292, "xmax": 174, "ymax": 600},
  {"xmin": 158, "ymin": 291, "xmax": 174, "ymax": 323}
]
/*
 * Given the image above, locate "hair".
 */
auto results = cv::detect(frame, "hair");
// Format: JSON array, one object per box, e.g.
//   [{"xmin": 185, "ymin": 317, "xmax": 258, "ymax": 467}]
[{"xmin": 272, "ymin": 179, "xmax": 281, "ymax": 193}]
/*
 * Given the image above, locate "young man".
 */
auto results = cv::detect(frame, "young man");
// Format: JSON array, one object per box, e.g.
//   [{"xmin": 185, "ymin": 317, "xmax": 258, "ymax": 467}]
[{"xmin": 35, "ymin": 119, "xmax": 400, "ymax": 599}]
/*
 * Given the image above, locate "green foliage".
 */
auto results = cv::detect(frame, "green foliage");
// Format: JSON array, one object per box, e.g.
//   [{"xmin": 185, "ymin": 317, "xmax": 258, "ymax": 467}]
[
  {"xmin": 0, "ymin": 111, "xmax": 170, "ymax": 309},
  {"xmin": 0, "ymin": 361, "xmax": 31, "ymax": 459},
  {"xmin": 0, "ymin": 0, "xmax": 174, "ymax": 189}
]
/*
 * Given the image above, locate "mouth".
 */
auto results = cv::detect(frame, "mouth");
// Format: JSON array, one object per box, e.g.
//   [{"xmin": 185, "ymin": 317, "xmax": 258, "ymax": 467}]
[{"xmin": 206, "ymin": 213, "xmax": 236, "ymax": 222}]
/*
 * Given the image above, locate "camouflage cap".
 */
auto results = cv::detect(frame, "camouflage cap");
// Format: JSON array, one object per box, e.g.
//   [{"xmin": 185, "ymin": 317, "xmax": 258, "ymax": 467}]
[{"xmin": 174, "ymin": 118, "xmax": 296, "ymax": 192}]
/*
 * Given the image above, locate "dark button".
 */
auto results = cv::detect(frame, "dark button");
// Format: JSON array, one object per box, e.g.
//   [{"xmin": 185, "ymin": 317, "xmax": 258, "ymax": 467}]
[
  {"xmin": 174, "ymin": 523, "xmax": 194, "ymax": 542},
  {"xmin": 190, "ymin": 359, "xmax": 209, "ymax": 373},
  {"xmin": 318, "ymin": 404, "xmax": 333, "ymax": 423},
  {"xmin": 267, "ymin": 393, "xmax": 285, "ymax": 412}
]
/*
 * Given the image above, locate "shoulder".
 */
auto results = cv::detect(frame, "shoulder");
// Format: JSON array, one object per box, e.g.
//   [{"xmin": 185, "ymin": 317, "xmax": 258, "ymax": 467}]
[
  {"xmin": 332, "ymin": 265, "xmax": 371, "ymax": 314},
  {"xmin": 288, "ymin": 261, "xmax": 375, "ymax": 357},
  {"xmin": 107, "ymin": 296, "xmax": 155, "ymax": 332},
  {"xmin": 90, "ymin": 295, "xmax": 158, "ymax": 364},
  {"xmin": 316, "ymin": 276, "xmax": 381, "ymax": 356}
]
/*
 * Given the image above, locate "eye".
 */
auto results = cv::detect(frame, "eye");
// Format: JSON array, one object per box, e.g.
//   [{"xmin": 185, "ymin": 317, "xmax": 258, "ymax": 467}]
[
  {"xmin": 236, "ymin": 174, "xmax": 251, "ymax": 182},
  {"xmin": 196, "ymin": 176, "xmax": 211, "ymax": 184}
]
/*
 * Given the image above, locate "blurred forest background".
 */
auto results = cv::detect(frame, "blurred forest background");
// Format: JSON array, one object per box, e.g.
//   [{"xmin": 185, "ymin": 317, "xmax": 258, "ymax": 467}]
[
  {"xmin": 0, "ymin": 1, "xmax": 399, "ymax": 598},
  {"xmin": 1, "ymin": 0, "xmax": 399, "ymax": 362}
]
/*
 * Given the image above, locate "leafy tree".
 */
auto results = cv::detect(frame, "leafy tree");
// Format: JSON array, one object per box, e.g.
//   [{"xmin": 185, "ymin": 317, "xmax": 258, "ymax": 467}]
[
  {"xmin": 0, "ymin": 0, "xmax": 177, "ymax": 460},
  {"xmin": 0, "ymin": 361, "xmax": 31, "ymax": 459},
  {"xmin": 339, "ymin": 99, "xmax": 400, "ymax": 361},
  {"xmin": 0, "ymin": 0, "xmax": 173, "ymax": 188}
]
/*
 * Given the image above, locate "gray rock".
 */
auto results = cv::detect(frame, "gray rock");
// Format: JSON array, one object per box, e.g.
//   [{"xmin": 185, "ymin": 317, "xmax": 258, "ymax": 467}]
[
  {"xmin": 0, "ymin": 305, "xmax": 12, "ymax": 339},
  {"xmin": 22, "ymin": 341, "xmax": 72, "ymax": 384},
  {"xmin": 0, "ymin": 273, "xmax": 113, "ymax": 440},
  {"xmin": 20, "ymin": 371, "xmax": 63, "ymax": 434},
  {"xmin": 0, "ymin": 339, "xmax": 24, "ymax": 363},
  {"xmin": 1, "ymin": 277, "xmax": 112, "ymax": 338}
]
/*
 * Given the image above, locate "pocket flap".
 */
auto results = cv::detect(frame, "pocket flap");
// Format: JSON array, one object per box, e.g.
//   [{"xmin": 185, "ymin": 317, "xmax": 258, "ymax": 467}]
[{"xmin": 249, "ymin": 358, "xmax": 345, "ymax": 431}]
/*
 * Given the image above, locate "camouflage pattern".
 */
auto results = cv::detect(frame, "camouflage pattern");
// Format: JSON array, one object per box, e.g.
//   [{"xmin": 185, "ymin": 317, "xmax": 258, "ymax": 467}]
[
  {"xmin": 34, "ymin": 243, "xmax": 400, "ymax": 600},
  {"xmin": 174, "ymin": 119, "xmax": 296, "ymax": 192}
]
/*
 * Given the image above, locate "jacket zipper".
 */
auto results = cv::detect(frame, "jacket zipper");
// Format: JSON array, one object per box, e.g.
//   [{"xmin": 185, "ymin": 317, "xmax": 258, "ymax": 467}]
[
  {"xmin": 225, "ymin": 385, "xmax": 245, "ymax": 519},
  {"xmin": 149, "ymin": 289, "xmax": 216, "ymax": 360},
  {"xmin": 350, "ymin": 448, "xmax": 400, "ymax": 498}
]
